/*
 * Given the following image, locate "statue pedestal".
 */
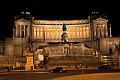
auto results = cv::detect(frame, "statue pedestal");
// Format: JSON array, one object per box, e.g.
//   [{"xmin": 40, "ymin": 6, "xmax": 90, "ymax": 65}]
[
  {"xmin": 61, "ymin": 32, "xmax": 68, "ymax": 43},
  {"xmin": 25, "ymin": 53, "xmax": 34, "ymax": 70}
]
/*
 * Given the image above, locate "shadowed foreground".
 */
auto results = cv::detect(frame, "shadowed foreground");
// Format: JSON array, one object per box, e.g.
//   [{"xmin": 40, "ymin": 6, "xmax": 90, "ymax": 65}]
[{"xmin": 52, "ymin": 73, "xmax": 120, "ymax": 80}]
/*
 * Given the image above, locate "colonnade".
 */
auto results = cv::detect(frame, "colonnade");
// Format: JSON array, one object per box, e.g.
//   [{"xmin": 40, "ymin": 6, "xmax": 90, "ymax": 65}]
[
  {"xmin": 33, "ymin": 25, "xmax": 90, "ymax": 40},
  {"xmin": 15, "ymin": 25, "xmax": 30, "ymax": 38}
]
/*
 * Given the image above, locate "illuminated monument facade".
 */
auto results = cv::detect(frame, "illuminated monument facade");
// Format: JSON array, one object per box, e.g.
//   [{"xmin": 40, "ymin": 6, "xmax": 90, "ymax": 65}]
[{"xmin": 4, "ymin": 11, "xmax": 120, "ymax": 60}]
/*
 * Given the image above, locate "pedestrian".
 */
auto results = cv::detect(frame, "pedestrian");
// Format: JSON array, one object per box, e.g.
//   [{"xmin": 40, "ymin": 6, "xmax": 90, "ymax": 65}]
[
  {"xmin": 75, "ymin": 65, "xmax": 79, "ymax": 69},
  {"xmin": 79, "ymin": 64, "xmax": 82, "ymax": 68},
  {"xmin": 7, "ymin": 67, "xmax": 10, "ymax": 72}
]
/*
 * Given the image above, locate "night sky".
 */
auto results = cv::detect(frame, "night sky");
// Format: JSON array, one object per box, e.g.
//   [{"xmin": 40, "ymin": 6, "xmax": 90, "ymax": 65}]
[{"xmin": 0, "ymin": 0, "xmax": 119, "ymax": 40}]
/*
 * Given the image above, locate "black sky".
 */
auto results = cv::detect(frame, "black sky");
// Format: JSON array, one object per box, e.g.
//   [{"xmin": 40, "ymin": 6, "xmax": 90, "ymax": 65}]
[{"xmin": 0, "ymin": 0, "xmax": 119, "ymax": 40}]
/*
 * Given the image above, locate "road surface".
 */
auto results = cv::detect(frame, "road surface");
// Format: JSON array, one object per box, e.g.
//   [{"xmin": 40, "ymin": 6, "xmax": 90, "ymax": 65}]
[{"xmin": 0, "ymin": 68, "xmax": 120, "ymax": 80}]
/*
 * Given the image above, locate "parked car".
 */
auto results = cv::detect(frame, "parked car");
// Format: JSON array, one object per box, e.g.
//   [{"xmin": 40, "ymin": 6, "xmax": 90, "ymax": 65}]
[
  {"xmin": 50, "ymin": 67, "xmax": 68, "ymax": 73},
  {"xmin": 98, "ymin": 64, "xmax": 112, "ymax": 70}
]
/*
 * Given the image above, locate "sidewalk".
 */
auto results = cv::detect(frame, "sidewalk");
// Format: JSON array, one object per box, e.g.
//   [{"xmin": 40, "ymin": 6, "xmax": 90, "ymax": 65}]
[
  {"xmin": 10, "ymin": 69, "xmax": 49, "ymax": 72},
  {"xmin": 9, "ymin": 67, "xmax": 98, "ymax": 72},
  {"xmin": 2, "ymin": 66, "xmax": 120, "ymax": 73},
  {"xmin": 0, "ymin": 69, "xmax": 8, "ymax": 73}
]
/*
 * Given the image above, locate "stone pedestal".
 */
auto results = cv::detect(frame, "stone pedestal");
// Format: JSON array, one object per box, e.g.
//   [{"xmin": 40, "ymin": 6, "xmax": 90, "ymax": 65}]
[
  {"xmin": 25, "ymin": 53, "xmax": 34, "ymax": 70},
  {"xmin": 118, "ymin": 54, "xmax": 120, "ymax": 68}
]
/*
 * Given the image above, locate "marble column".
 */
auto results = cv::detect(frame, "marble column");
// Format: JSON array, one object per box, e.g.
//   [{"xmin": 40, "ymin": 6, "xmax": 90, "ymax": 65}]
[
  {"xmin": 47, "ymin": 29, "xmax": 49, "ymax": 39},
  {"xmin": 27, "ymin": 25, "xmax": 30, "ymax": 38},
  {"xmin": 56, "ymin": 29, "xmax": 58, "ymax": 39},
  {"xmin": 58, "ymin": 29, "xmax": 61, "ymax": 40},
  {"xmin": 86, "ymin": 27, "xmax": 88, "ymax": 38},
  {"xmin": 49, "ymin": 29, "xmax": 51, "ymax": 39},
  {"xmin": 13, "ymin": 28, "xmax": 15, "ymax": 38},
  {"xmin": 43, "ymin": 26, "xmax": 45, "ymax": 41},
  {"xmin": 97, "ymin": 27, "xmax": 100, "ymax": 38},
  {"xmin": 75, "ymin": 27, "xmax": 77, "ymax": 38},
  {"xmin": 39, "ymin": 28, "xmax": 41, "ymax": 39},
  {"xmin": 79, "ymin": 27, "xmax": 82, "ymax": 38},
  {"xmin": 83, "ymin": 27, "xmax": 85, "ymax": 38},
  {"xmin": 36, "ymin": 27, "xmax": 38, "ymax": 39},
  {"xmin": 24, "ymin": 26, "xmax": 26, "ymax": 38},
  {"xmin": 94, "ymin": 24, "xmax": 96, "ymax": 37},
  {"xmin": 101, "ymin": 28, "xmax": 103, "ymax": 37},
  {"xmin": 53, "ymin": 29, "xmax": 55, "ymax": 40},
  {"xmin": 16, "ymin": 26, "xmax": 18, "ymax": 38},
  {"xmin": 82, "ymin": 26, "xmax": 83, "ymax": 38},
  {"xmin": 85, "ymin": 27, "xmax": 87, "ymax": 38},
  {"xmin": 39, "ymin": 28, "xmax": 42, "ymax": 39},
  {"xmin": 20, "ymin": 26, "xmax": 22, "ymax": 38},
  {"xmin": 88, "ymin": 27, "xmax": 90, "ymax": 38},
  {"xmin": 45, "ymin": 29, "xmax": 47, "ymax": 39},
  {"xmin": 106, "ymin": 24, "xmax": 108, "ymax": 37},
  {"xmin": 77, "ymin": 28, "xmax": 79, "ymax": 38},
  {"xmin": 110, "ymin": 26, "xmax": 112, "ymax": 37}
]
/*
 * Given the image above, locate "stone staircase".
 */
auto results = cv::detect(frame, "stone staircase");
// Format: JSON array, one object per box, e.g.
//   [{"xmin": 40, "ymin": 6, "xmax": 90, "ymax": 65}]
[
  {"xmin": 0, "ymin": 55, "xmax": 13, "ymax": 67},
  {"xmin": 47, "ymin": 56, "xmax": 101, "ymax": 66}
]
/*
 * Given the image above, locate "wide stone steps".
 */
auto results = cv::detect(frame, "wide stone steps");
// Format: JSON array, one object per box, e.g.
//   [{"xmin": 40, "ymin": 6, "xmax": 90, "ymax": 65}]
[
  {"xmin": 47, "ymin": 56, "xmax": 101, "ymax": 66},
  {"xmin": 0, "ymin": 55, "xmax": 14, "ymax": 67}
]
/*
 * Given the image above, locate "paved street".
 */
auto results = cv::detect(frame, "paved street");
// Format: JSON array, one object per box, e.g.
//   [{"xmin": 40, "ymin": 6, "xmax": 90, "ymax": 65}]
[
  {"xmin": 52, "ymin": 73, "xmax": 120, "ymax": 80},
  {"xmin": 0, "ymin": 68, "xmax": 120, "ymax": 80}
]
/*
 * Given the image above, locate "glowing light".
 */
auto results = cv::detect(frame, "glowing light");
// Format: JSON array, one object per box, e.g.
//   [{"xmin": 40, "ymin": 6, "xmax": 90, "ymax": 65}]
[{"xmin": 103, "ymin": 24, "xmax": 105, "ymax": 27}]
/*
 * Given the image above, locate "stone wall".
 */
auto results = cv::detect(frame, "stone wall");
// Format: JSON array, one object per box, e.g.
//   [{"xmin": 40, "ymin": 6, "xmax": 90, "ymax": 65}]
[{"xmin": 99, "ymin": 37, "xmax": 120, "ymax": 54}]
